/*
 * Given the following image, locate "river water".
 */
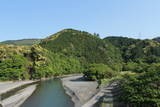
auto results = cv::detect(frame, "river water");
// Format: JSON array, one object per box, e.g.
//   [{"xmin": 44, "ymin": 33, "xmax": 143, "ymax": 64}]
[{"xmin": 21, "ymin": 79, "xmax": 74, "ymax": 107}]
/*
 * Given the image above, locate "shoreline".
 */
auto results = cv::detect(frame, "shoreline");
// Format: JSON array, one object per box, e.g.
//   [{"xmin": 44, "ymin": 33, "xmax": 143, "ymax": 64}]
[
  {"xmin": 61, "ymin": 75, "xmax": 99, "ymax": 107},
  {"xmin": 0, "ymin": 73, "xmax": 81, "ymax": 95},
  {"xmin": 63, "ymin": 84, "xmax": 81, "ymax": 106},
  {"xmin": 0, "ymin": 80, "xmax": 38, "ymax": 107},
  {"xmin": 1, "ymin": 84, "xmax": 37, "ymax": 107},
  {"xmin": 0, "ymin": 74, "xmax": 84, "ymax": 107},
  {"xmin": 0, "ymin": 80, "xmax": 38, "ymax": 95}
]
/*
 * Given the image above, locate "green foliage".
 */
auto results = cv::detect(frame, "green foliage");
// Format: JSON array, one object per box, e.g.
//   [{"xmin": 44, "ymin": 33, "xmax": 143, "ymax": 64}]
[
  {"xmin": 0, "ymin": 55, "xmax": 29, "ymax": 80},
  {"xmin": 104, "ymin": 36, "xmax": 139, "ymax": 50},
  {"xmin": 46, "ymin": 52, "xmax": 82, "ymax": 76},
  {"xmin": 28, "ymin": 45, "xmax": 82, "ymax": 79},
  {"xmin": 83, "ymin": 64, "xmax": 117, "ymax": 81},
  {"xmin": 105, "ymin": 37, "xmax": 160, "ymax": 64},
  {"xmin": 39, "ymin": 29, "xmax": 123, "ymax": 71},
  {"xmin": 119, "ymin": 65, "xmax": 160, "ymax": 106},
  {"xmin": 123, "ymin": 62, "xmax": 137, "ymax": 71},
  {"xmin": 0, "ymin": 43, "xmax": 83, "ymax": 80},
  {"xmin": 123, "ymin": 62, "xmax": 149, "ymax": 73},
  {"xmin": 28, "ymin": 46, "xmax": 49, "ymax": 79}
]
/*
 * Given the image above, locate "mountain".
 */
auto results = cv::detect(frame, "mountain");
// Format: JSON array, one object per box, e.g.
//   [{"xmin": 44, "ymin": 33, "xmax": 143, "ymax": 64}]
[
  {"xmin": 1, "ymin": 39, "xmax": 39, "ymax": 46},
  {"xmin": 0, "ymin": 29, "xmax": 159, "ymax": 105},
  {"xmin": 39, "ymin": 29, "xmax": 123, "ymax": 71},
  {"xmin": 153, "ymin": 37, "xmax": 160, "ymax": 42},
  {"xmin": 1, "ymin": 31, "xmax": 160, "ymax": 78}
]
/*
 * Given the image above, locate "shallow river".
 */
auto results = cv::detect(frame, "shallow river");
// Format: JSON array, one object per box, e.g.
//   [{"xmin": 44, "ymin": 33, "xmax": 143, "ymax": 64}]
[{"xmin": 21, "ymin": 79, "xmax": 74, "ymax": 107}]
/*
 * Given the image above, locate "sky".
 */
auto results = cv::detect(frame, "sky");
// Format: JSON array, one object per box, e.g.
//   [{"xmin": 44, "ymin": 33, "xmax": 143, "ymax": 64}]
[{"xmin": 0, "ymin": 0, "xmax": 160, "ymax": 41}]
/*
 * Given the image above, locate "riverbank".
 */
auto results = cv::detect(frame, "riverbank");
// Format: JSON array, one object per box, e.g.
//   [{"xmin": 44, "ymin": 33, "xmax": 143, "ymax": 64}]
[
  {"xmin": 0, "ymin": 80, "xmax": 37, "ymax": 95},
  {"xmin": 0, "ymin": 80, "xmax": 38, "ymax": 107},
  {"xmin": 0, "ymin": 74, "xmax": 81, "ymax": 96},
  {"xmin": 61, "ymin": 75, "xmax": 99, "ymax": 107},
  {"xmin": 0, "ymin": 74, "xmax": 83, "ymax": 107},
  {"xmin": 1, "ymin": 84, "xmax": 37, "ymax": 107}
]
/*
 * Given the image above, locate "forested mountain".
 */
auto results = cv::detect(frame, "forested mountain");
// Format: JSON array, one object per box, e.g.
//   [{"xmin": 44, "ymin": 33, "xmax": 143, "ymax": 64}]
[
  {"xmin": 1, "ymin": 30, "xmax": 160, "ymax": 80},
  {"xmin": 1, "ymin": 39, "xmax": 39, "ymax": 46},
  {"xmin": 39, "ymin": 29, "xmax": 123, "ymax": 71},
  {"xmin": 0, "ymin": 29, "xmax": 160, "ymax": 105}
]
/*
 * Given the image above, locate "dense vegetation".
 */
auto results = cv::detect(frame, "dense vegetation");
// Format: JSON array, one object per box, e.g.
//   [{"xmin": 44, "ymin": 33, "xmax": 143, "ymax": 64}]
[
  {"xmin": 119, "ymin": 64, "xmax": 160, "ymax": 106},
  {"xmin": 104, "ymin": 36, "xmax": 160, "ymax": 106},
  {"xmin": 1, "ymin": 39, "xmax": 39, "ymax": 46},
  {"xmin": 0, "ymin": 45, "xmax": 31, "ymax": 80},
  {"xmin": 0, "ymin": 44, "xmax": 82, "ymax": 80},
  {"xmin": 0, "ymin": 29, "xmax": 160, "ymax": 106},
  {"xmin": 83, "ymin": 64, "xmax": 116, "ymax": 81},
  {"xmin": 39, "ymin": 29, "xmax": 122, "ymax": 71},
  {"xmin": 104, "ymin": 37, "xmax": 160, "ymax": 71}
]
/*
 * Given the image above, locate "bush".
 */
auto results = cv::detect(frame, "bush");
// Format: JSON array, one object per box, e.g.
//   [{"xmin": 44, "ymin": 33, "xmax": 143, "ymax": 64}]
[
  {"xmin": 83, "ymin": 64, "xmax": 117, "ymax": 81},
  {"xmin": 123, "ymin": 62, "xmax": 149, "ymax": 73},
  {"xmin": 0, "ymin": 55, "xmax": 29, "ymax": 80}
]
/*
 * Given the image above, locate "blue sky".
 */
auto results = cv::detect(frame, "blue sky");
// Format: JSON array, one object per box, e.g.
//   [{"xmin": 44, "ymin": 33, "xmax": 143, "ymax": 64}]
[{"xmin": 0, "ymin": 0, "xmax": 160, "ymax": 41}]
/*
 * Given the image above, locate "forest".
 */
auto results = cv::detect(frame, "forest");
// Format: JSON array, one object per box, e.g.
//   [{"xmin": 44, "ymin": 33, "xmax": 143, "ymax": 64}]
[{"xmin": 0, "ymin": 29, "xmax": 160, "ymax": 106}]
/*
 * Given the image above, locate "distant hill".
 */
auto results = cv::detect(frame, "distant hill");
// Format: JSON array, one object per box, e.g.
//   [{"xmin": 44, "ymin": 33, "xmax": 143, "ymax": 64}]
[
  {"xmin": 153, "ymin": 37, "xmax": 160, "ymax": 42},
  {"xmin": 39, "ymin": 29, "xmax": 123, "ymax": 71},
  {"xmin": 1, "ymin": 39, "xmax": 40, "ymax": 46}
]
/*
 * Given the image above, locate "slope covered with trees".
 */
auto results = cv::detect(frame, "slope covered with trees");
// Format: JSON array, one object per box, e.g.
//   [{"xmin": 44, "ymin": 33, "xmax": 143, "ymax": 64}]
[
  {"xmin": 39, "ymin": 29, "xmax": 122, "ymax": 71},
  {"xmin": 104, "ymin": 37, "xmax": 160, "ymax": 106},
  {"xmin": 0, "ymin": 44, "xmax": 82, "ymax": 80},
  {"xmin": 104, "ymin": 37, "xmax": 160, "ymax": 68},
  {"xmin": 119, "ymin": 64, "xmax": 160, "ymax": 106}
]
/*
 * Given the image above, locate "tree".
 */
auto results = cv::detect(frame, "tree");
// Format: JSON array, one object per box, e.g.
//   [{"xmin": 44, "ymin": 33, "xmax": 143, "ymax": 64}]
[
  {"xmin": 0, "ymin": 55, "xmax": 29, "ymax": 80},
  {"xmin": 83, "ymin": 64, "xmax": 116, "ymax": 81},
  {"xmin": 119, "ymin": 65, "xmax": 160, "ymax": 106}
]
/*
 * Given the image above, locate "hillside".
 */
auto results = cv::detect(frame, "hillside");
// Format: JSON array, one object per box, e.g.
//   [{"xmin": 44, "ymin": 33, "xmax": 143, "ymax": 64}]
[
  {"xmin": 104, "ymin": 37, "xmax": 160, "ymax": 63},
  {"xmin": 103, "ymin": 36, "xmax": 140, "ymax": 49},
  {"xmin": 1, "ymin": 39, "xmax": 39, "ymax": 46},
  {"xmin": 39, "ymin": 29, "xmax": 123, "ymax": 71},
  {"xmin": 153, "ymin": 37, "xmax": 160, "ymax": 42}
]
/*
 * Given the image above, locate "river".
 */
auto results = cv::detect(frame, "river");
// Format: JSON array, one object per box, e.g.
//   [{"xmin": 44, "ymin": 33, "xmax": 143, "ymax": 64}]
[{"xmin": 21, "ymin": 78, "xmax": 74, "ymax": 107}]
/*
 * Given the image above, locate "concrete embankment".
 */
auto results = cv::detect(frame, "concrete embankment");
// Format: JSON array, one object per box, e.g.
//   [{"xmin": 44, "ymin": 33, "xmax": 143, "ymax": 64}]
[
  {"xmin": 0, "ymin": 81, "xmax": 36, "ymax": 95},
  {"xmin": 83, "ymin": 81, "xmax": 124, "ymax": 107},
  {"xmin": 63, "ymin": 84, "xmax": 80, "ymax": 106},
  {"xmin": 61, "ymin": 75, "xmax": 99, "ymax": 107},
  {"xmin": 1, "ymin": 85, "xmax": 37, "ymax": 107},
  {"xmin": 0, "ymin": 80, "xmax": 38, "ymax": 107}
]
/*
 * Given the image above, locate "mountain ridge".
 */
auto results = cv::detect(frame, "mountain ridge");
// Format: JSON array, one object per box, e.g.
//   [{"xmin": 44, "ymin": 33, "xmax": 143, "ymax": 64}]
[{"xmin": 1, "ymin": 39, "xmax": 40, "ymax": 46}]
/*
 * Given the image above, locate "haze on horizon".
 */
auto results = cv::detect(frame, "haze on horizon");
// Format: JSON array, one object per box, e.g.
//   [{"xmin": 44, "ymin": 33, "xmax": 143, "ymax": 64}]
[{"xmin": 0, "ymin": 0, "xmax": 160, "ymax": 41}]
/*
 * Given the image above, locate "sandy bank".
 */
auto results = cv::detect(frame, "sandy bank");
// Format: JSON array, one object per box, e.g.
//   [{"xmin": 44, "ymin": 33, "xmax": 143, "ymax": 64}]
[
  {"xmin": 0, "ymin": 81, "xmax": 36, "ymax": 95},
  {"xmin": 61, "ymin": 75, "xmax": 99, "ymax": 107},
  {"xmin": 1, "ymin": 84, "xmax": 37, "ymax": 107}
]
